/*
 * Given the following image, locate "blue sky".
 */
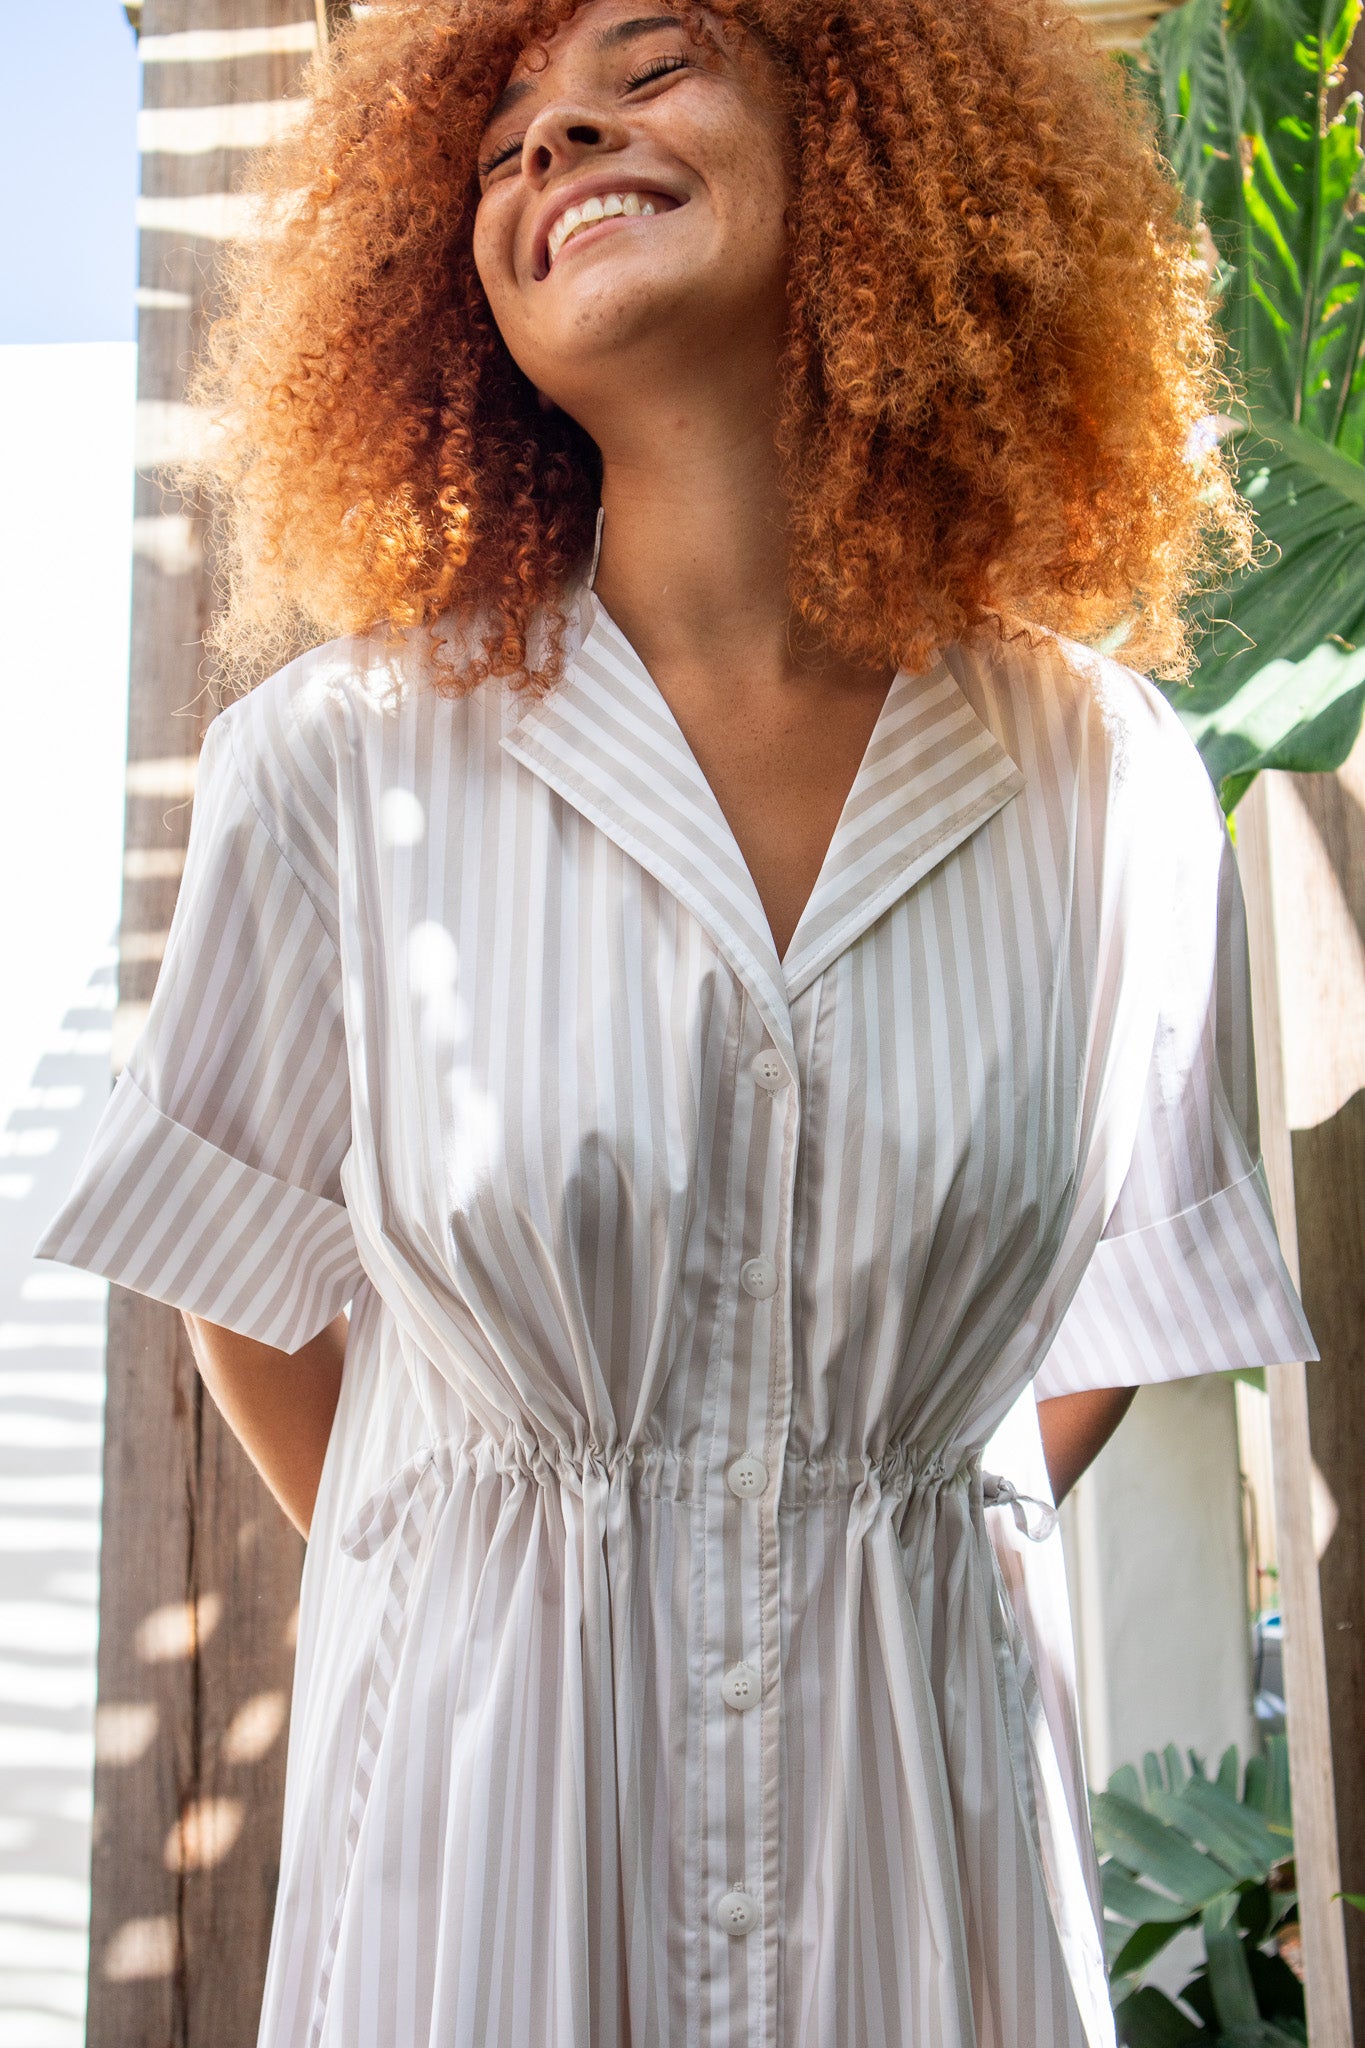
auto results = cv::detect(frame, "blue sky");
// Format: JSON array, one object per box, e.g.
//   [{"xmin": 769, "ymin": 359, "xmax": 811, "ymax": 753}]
[{"xmin": 2, "ymin": 0, "xmax": 140, "ymax": 343}]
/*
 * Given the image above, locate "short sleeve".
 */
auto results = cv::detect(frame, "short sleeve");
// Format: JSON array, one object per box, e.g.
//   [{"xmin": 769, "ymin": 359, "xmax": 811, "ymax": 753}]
[
  {"xmin": 33, "ymin": 706, "xmax": 366, "ymax": 1351},
  {"xmin": 1034, "ymin": 736, "xmax": 1319, "ymax": 1400}
]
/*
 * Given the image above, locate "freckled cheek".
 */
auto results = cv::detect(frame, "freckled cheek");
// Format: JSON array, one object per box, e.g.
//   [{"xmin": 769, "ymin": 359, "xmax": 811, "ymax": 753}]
[{"xmin": 472, "ymin": 207, "xmax": 521, "ymax": 302}]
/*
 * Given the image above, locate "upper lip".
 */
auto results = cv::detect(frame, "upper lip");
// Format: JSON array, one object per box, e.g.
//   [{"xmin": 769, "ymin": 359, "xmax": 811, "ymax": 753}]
[{"xmin": 531, "ymin": 169, "xmax": 685, "ymax": 279}]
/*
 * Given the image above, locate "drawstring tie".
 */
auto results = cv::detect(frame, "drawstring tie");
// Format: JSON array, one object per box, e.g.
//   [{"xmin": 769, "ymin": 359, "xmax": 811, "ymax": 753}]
[{"xmin": 982, "ymin": 1471, "xmax": 1059, "ymax": 1542}]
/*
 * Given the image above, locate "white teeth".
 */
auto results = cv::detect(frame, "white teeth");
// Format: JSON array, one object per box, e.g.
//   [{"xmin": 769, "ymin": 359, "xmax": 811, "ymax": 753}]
[{"xmin": 545, "ymin": 190, "xmax": 663, "ymax": 265}]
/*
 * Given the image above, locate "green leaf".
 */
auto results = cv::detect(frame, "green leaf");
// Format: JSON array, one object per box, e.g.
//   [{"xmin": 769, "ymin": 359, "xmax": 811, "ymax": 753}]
[
  {"xmin": 1112, "ymin": 1915, "xmax": 1198, "ymax": 1979},
  {"xmin": 1179, "ymin": 1966, "xmax": 1218, "ymax": 2030},
  {"xmin": 1104, "ymin": 1866, "xmax": 1201, "ymax": 1926},
  {"xmin": 1203, "ymin": 426, "xmax": 1365, "ymax": 679},
  {"xmin": 1109, "ymin": 1762, "xmax": 1147, "ymax": 1807},
  {"xmin": 1238, "ymin": 1881, "xmax": 1273, "ymax": 1945},
  {"xmin": 1179, "ymin": 1775, "xmax": 1287, "ymax": 1877},
  {"xmin": 1269, "ymin": 1891, "xmax": 1299, "ymax": 1931},
  {"xmin": 1238, "ymin": 407, "xmax": 1365, "ymax": 510},
  {"xmin": 1163, "ymin": 628, "xmax": 1365, "ymax": 812},
  {"xmin": 1204, "ymin": 1906, "xmax": 1260, "ymax": 2031},
  {"xmin": 1216, "ymin": 2025, "xmax": 1308, "ymax": 2046},
  {"xmin": 1114, "ymin": 1985, "xmax": 1205, "ymax": 2047},
  {"xmin": 1264, "ymin": 1735, "xmax": 1293, "ymax": 1835},
  {"xmin": 1091, "ymin": 1791, "xmax": 1235, "ymax": 1907},
  {"xmin": 1246, "ymin": 1944, "xmax": 1307, "ymax": 2022},
  {"xmin": 1133, "ymin": 0, "xmax": 1365, "ymax": 804}
]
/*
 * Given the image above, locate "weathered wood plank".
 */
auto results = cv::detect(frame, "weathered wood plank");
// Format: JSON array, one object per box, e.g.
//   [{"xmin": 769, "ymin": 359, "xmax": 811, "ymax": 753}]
[
  {"xmin": 1240, "ymin": 764, "xmax": 1362, "ymax": 2045},
  {"xmin": 1273, "ymin": 750, "xmax": 1365, "ymax": 2040},
  {"xmin": 87, "ymin": 6, "xmax": 324, "ymax": 2044}
]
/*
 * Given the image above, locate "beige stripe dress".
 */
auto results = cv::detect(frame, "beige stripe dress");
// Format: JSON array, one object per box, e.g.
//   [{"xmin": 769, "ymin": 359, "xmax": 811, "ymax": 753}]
[{"xmin": 36, "ymin": 586, "xmax": 1319, "ymax": 2047}]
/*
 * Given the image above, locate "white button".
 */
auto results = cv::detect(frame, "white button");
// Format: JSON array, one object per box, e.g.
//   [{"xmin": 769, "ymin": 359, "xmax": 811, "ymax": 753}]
[
  {"xmin": 740, "ymin": 1255, "xmax": 777, "ymax": 1300},
  {"xmin": 727, "ymin": 1451, "xmax": 768, "ymax": 1498},
  {"xmin": 748, "ymin": 1048, "xmax": 789, "ymax": 1092},
  {"xmin": 717, "ymin": 1886, "xmax": 760, "ymax": 1936},
  {"xmin": 720, "ymin": 1660, "xmax": 761, "ymax": 1711}
]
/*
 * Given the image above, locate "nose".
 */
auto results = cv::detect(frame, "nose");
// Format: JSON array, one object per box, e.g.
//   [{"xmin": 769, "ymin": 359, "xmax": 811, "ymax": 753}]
[{"xmin": 520, "ymin": 98, "xmax": 630, "ymax": 183}]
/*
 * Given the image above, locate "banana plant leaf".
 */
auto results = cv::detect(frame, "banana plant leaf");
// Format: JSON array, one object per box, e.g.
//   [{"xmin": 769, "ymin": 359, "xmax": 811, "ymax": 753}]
[
  {"xmin": 1114, "ymin": 1984, "xmax": 1205, "ymax": 2045},
  {"xmin": 1116, "ymin": 0, "xmax": 1365, "ymax": 809},
  {"xmin": 1093, "ymin": 1739, "xmax": 1303, "ymax": 2039},
  {"xmin": 1110, "ymin": 1988, "xmax": 1307, "ymax": 2045},
  {"xmin": 1170, "ymin": 421, "xmax": 1365, "ymax": 806}
]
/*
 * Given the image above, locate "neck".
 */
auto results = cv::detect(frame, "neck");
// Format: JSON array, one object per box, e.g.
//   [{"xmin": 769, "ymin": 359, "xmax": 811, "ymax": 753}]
[{"xmin": 576, "ymin": 346, "xmax": 810, "ymax": 691}]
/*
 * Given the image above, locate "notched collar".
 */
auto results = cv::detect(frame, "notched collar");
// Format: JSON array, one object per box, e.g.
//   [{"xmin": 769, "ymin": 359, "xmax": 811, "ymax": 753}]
[{"xmin": 500, "ymin": 594, "xmax": 1026, "ymax": 1051}]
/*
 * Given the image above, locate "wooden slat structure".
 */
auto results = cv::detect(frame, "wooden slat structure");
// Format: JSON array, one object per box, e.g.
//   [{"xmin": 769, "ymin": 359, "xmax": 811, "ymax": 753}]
[
  {"xmin": 1241, "ymin": 760, "xmax": 1365, "ymax": 2045},
  {"xmin": 87, "ymin": 8, "xmax": 323, "ymax": 2043}
]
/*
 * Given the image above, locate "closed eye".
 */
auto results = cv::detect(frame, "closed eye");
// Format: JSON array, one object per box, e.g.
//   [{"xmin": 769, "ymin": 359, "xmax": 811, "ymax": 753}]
[
  {"xmin": 479, "ymin": 133, "xmax": 526, "ymax": 178},
  {"xmin": 622, "ymin": 52, "xmax": 693, "ymax": 90},
  {"xmin": 477, "ymin": 51, "xmax": 695, "ymax": 181}
]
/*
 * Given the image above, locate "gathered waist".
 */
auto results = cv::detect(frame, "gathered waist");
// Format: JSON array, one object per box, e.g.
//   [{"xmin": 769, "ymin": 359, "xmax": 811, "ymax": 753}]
[
  {"xmin": 371, "ymin": 1425, "xmax": 981, "ymax": 1505},
  {"xmin": 339, "ymin": 1424, "xmax": 1058, "ymax": 1560}
]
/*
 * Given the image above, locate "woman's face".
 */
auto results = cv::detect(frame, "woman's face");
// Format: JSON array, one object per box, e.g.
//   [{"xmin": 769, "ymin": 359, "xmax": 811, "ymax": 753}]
[{"xmin": 472, "ymin": 0, "xmax": 794, "ymax": 419}]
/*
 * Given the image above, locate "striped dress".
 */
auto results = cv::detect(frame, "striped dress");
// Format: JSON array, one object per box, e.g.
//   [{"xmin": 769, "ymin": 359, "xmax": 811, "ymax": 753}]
[{"xmin": 36, "ymin": 586, "xmax": 1318, "ymax": 2048}]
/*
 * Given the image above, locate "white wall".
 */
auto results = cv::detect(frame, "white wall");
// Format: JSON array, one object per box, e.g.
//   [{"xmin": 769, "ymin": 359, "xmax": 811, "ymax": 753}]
[
  {"xmin": 0, "ymin": 341, "xmax": 133, "ymax": 2046},
  {"xmin": 0, "ymin": 344, "xmax": 133, "ymax": 1127},
  {"xmin": 1062, "ymin": 1374, "xmax": 1256, "ymax": 1788}
]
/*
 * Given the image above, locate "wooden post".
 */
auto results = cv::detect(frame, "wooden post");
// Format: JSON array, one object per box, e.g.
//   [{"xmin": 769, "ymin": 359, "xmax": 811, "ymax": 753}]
[
  {"xmin": 1240, "ymin": 754, "xmax": 1365, "ymax": 2047},
  {"xmin": 87, "ymin": 8, "xmax": 328, "ymax": 2044}
]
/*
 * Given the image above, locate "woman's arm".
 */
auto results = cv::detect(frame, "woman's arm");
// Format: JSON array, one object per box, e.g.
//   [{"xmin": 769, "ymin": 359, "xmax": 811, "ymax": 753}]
[
  {"xmin": 179, "ymin": 1312, "xmax": 1127, "ymax": 1529},
  {"xmin": 1036, "ymin": 1386, "xmax": 1137, "ymax": 1505},
  {"xmin": 179, "ymin": 1310, "xmax": 348, "ymax": 1538}
]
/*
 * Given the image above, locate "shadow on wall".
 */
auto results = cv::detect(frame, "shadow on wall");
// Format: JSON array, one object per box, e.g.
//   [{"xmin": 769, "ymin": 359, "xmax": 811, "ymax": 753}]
[{"xmin": 0, "ymin": 952, "xmax": 116, "ymax": 2047}]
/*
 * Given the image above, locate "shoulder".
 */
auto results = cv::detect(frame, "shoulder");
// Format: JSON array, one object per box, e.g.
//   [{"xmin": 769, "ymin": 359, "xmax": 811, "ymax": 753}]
[
  {"xmin": 212, "ymin": 607, "xmax": 519, "ymax": 836},
  {"xmin": 212, "ymin": 624, "xmax": 419, "ymax": 790},
  {"xmin": 1053, "ymin": 630, "xmax": 1213, "ymax": 811},
  {"xmin": 952, "ymin": 620, "xmax": 1220, "ymax": 843}
]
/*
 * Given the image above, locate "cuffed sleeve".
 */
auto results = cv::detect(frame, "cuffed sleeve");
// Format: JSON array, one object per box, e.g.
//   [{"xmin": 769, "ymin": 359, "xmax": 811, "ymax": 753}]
[
  {"xmin": 1034, "ymin": 719, "xmax": 1319, "ymax": 1400},
  {"xmin": 1033, "ymin": 1157, "xmax": 1317, "ymax": 1397},
  {"xmin": 34, "ymin": 704, "xmax": 366, "ymax": 1351}
]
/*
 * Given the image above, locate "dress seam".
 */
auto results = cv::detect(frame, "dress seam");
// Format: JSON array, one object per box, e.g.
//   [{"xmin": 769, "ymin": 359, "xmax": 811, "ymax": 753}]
[{"xmin": 221, "ymin": 710, "xmax": 345, "ymax": 966}]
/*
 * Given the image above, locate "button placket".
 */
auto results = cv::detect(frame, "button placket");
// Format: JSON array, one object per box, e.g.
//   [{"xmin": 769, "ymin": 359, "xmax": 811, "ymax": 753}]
[
  {"xmin": 720, "ymin": 1660, "xmax": 760, "ymax": 1711},
  {"xmin": 727, "ymin": 1450, "xmax": 768, "ymax": 1498},
  {"xmin": 739, "ymin": 1254, "xmax": 778, "ymax": 1300},
  {"xmin": 716, "ymin": 1884, "xmax": 760, "ymax": 1936},
  {"xmin": 725, "ymin": 1031, "xmax": 803, "ymax": 1983},
  {"xmin": 698, "ymin": 1012, "xmax": 803, "ymax": 2017},
  {"xmin": 747, "ymin": 1047, "xmax": 791, "ymax": 1094},
  {"xmin": 746, "ymin": 1021, "xmax": 807, "ymax": 2031}
]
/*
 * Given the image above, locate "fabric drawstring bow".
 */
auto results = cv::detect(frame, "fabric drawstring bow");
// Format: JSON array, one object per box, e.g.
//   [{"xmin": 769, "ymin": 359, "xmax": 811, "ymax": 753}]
[{"xmin": 981, "ymin": 1471, "xmax": 1060, "ymax": 1542}]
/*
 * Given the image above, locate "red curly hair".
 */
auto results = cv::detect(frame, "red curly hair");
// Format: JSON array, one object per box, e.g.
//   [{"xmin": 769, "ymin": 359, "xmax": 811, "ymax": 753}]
[{"xmin": 190, "ymin": 0, "xmax": 1254, "ymax": 695}]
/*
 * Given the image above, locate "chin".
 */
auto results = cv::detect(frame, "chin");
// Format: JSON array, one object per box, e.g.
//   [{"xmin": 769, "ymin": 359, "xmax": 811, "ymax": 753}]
[{"xmin": 520, "ymin": 271, "xmax": 703, "ymax": 378}]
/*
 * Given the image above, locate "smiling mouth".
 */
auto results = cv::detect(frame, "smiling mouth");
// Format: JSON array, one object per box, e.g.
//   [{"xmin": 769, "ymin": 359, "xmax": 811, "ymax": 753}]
[{"xmin": 538, "ymin": 190, "xmax": 682, "ymax": 279}]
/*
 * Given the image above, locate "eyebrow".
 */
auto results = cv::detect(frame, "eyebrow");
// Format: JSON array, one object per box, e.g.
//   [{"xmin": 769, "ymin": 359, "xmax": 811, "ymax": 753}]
[{"xmin": 486, "ymin": 15, "xmax": 690, "ymax": 125}]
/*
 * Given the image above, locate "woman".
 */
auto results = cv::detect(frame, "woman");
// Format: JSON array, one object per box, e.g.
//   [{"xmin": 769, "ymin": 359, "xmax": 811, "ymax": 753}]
[{"xmin": 38, "ymin": 0, "xmax": 1318, "ymax": 2042}]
